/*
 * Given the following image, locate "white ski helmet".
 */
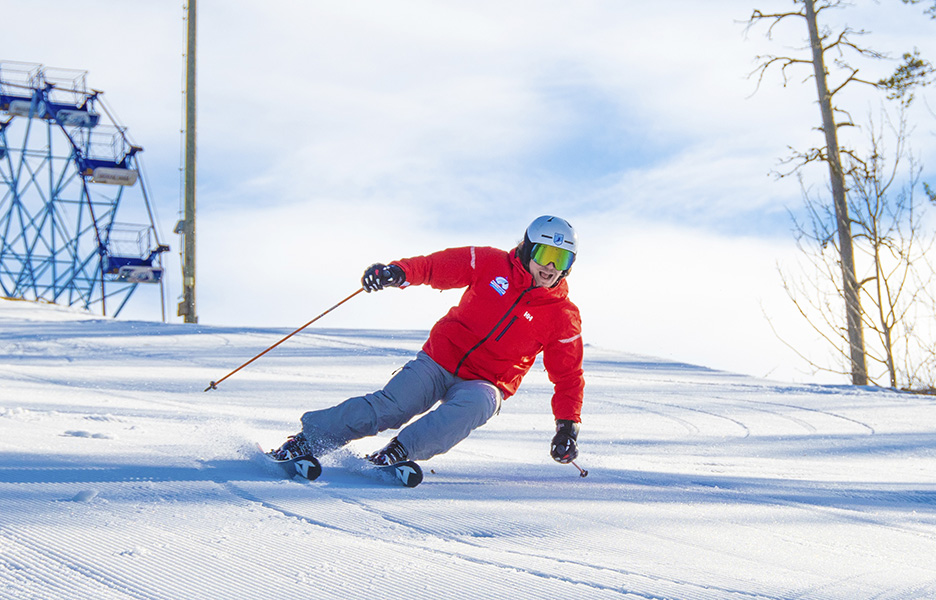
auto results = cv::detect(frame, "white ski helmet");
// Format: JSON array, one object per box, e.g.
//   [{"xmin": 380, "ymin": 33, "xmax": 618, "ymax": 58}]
[{"xmin": 520, "ymin": 215, "xmax": 578, "ymax": 277}]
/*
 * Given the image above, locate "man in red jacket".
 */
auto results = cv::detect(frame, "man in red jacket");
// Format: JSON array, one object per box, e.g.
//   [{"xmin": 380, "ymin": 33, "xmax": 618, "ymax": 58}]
[{"xmin": 271, "ymin": 215, "xmax": 584, "ymax": 468}]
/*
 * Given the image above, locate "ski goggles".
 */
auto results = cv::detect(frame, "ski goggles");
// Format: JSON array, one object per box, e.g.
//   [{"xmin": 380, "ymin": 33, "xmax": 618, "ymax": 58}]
[{"xmin": 530, "ymin": 243, "xmax": 575, "ymax": 271}]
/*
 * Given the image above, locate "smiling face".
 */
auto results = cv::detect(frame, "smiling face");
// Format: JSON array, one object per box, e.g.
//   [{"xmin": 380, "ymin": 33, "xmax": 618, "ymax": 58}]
[
  {"xmin": 525, "ymin": 239, "xmax": 575, "ymax": 288},
  {"xmin": 529, "ymin": 258, "xmax": 561, "ymax": 288}
]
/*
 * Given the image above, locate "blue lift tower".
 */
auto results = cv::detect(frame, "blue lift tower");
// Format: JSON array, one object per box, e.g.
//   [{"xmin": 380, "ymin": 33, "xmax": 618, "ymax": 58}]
[{"xmin": 0, "ymin": 61, "xmax": 168, "ymax": 318}]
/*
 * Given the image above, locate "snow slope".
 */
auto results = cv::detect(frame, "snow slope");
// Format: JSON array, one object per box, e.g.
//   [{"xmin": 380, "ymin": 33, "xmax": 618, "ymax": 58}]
[{"xmin": 1, "ymin": 298, "xmax": 935, "ymax": 600}]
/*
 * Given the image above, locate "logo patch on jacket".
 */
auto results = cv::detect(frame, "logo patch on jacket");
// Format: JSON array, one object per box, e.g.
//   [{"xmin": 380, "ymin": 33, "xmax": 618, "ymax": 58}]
[{"xmin": 489, "ymin": 276, "xmax": 509, "ymax": 296}]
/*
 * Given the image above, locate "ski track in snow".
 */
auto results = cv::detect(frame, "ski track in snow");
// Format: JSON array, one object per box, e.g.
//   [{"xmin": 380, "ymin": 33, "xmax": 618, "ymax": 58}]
[
  {"xmin": 1, "ymin": 300, "xmax": 936, "ymax": 599},
  {"xmin": 221, "ymin": 467, "xmax": 777, "ymax": 600}
]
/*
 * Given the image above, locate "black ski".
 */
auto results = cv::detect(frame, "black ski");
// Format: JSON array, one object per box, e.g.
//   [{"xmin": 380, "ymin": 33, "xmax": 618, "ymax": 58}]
[
  {"xmin": 372, "ymin": 459, "xmax": 423, "ymax": 488},
  {"xmin": 258, "ymin": 443, "xmax": 322, "ymax": 481},
  {"xmin": 257, "ymin": 443, "xmax": 423, "ymax": 487}
]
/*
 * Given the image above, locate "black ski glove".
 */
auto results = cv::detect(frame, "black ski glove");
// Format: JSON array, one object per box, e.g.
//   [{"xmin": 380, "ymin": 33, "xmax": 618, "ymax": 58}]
[
  {"xmin": 550, "ymin": 419, "xmax": 580, "ymax": 464},
  {"xmin": 362, "ymin": 263, "xmax": 406, "ymax": 292}
]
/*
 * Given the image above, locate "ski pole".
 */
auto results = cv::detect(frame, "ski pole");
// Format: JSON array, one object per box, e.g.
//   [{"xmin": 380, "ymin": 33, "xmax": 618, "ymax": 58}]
[
  {"xmin": 571, "ymin": 460, "xmax": 588, "ymax": 478},
  {"xmin": 204, "ymin": 287, "xmax": 366, "ymax": 392}
]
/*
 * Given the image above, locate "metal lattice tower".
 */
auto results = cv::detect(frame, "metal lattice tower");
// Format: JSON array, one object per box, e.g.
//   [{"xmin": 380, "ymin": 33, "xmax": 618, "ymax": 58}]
[{"xmin": 0, "ymin": 61, "xmax": 168, "ymax": 317}]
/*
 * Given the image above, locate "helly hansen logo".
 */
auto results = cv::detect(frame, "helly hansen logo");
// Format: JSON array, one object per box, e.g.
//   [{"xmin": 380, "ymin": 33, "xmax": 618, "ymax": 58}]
[
  {"xmin": 523, "ymin": 311, "xmax": 533, "ymax": 322},
  {"xmin": 489, "ymin": 276, "xmax": 509, "ymax": 296}
]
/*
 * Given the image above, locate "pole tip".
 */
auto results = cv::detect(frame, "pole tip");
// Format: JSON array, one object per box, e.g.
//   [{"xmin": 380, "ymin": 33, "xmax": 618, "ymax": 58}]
[{"xmin": 204, "ymin": 381, "xmax": 217, "ymax": 392}]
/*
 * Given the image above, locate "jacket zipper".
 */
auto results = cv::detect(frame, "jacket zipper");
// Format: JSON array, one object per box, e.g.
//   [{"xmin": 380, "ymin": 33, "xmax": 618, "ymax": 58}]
[
  {"xmin": 454, "ymin": 284, "xmax": 534, "ymax": 377},
  {"xmin": 495, "ymin": 316, "xmax": 518, "ymax": 342}
]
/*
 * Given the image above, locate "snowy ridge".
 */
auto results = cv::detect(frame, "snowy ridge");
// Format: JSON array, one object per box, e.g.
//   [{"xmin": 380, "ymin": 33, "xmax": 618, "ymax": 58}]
[{"xmin": 1, "ymin": 298, "xmax": 936, "ymax": 599}]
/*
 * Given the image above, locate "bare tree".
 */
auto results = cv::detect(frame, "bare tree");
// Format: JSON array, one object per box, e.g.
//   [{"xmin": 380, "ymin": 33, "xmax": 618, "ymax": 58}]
[
  {"xmin": 748, "ymin": 0, "xmax": 934, "ymax": 386},
  {"xmin": 850, "ymin": 115, "xmax": 933, "ymax": 388},
  {"xmin": 781, "ymin": 110, "xmax": 936, "ymax": 391},
  {"xmin": 749, "ymin": 0, "xmax": 871, "ymax": 384}
]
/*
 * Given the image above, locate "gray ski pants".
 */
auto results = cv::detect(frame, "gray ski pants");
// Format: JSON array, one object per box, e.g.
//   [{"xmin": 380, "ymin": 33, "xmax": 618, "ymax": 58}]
[{"xmin": 300, "ymin": 351, "xmax": 502, "ymax": 461}]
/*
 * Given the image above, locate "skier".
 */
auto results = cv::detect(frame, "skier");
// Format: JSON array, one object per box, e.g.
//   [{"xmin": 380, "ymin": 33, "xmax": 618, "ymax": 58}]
[{"xmin": 270, "ymin": 215, "xmax": 584, "ymax": 470}]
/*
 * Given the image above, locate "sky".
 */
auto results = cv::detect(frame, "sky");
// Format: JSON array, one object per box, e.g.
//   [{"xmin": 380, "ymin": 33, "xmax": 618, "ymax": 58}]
[{"xmin": 3, "ymin": 0, "xmax": 936, "ymax": 384}]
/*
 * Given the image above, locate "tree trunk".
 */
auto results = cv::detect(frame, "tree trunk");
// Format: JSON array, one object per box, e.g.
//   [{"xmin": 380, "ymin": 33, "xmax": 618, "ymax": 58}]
[{"xmin": 803, "ymin": 0, "xmax": 868, "ymax": 385}]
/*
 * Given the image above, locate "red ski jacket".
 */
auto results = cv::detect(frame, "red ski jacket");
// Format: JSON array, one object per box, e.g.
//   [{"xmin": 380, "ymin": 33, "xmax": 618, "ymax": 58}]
[{"xmin": 393, "ymin": 246, "xmax": 584, "ymax": 422}]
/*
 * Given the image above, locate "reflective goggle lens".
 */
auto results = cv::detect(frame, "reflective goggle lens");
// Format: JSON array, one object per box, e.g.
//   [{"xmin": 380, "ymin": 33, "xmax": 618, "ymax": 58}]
[{"xmin": 531, "ymin": 243, "xmax": 575, "ymax": 270}]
